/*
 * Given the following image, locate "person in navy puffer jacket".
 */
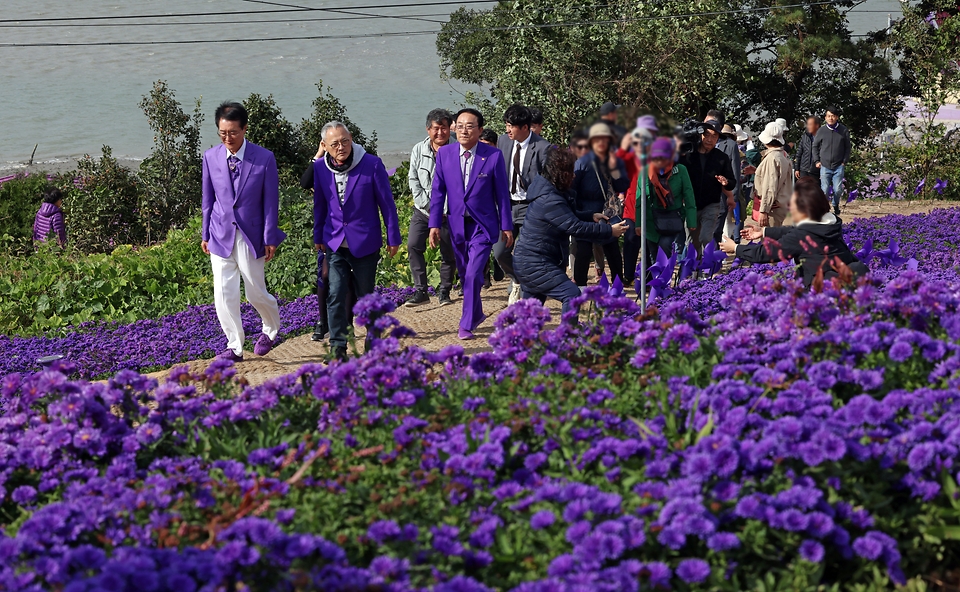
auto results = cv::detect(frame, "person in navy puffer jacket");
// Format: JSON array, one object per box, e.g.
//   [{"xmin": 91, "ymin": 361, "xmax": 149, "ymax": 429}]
[
  {"xmin": 33, "ymin": 186, "xmax": 67, "ymax": 247},
  {"xmin": 514, "ymin": 149, "xmax": 630, "ymax": 315}
]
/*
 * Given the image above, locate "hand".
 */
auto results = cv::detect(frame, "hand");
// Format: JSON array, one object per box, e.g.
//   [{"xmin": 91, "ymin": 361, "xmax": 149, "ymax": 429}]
[
  {"xmin": 740, "ymin": 226, "xmax": 763, "ymax": 241},
  {"xmin": 314, "ymin": 143, "xmax": 325, "ymax": 160},
  {"xmin": 386, "ymin": 245, "xmax": 399, "ymax": 258},
  {"xmin": 501, "ymin": 230, "xmax": 514, "ymax": 249},
  {"xmin": 264, "ymin": 245, "xmax": 277, "ymax": 262},
  {"xmin": 757, "ymin": 212, "xmax": 769, "ymax": 227},
  {"xmin": 620, "ymin": 133, "xmax": 632, "ymax": 151},
  {"xmin": 725, "ymin": 194, "xmax": 736, "ymax": 209},
  {"xmin": 429, "ymin": 228, "xmax": 441, "ymax": 249},
  {"xmin": 607, "ymin": 153, "xmax": 618, "ymax": 170},
  {"xmin": 610, "ymin": 221, "xmax": 630, "ymax": 238},
  {"xmin": 593, "ymin": 213, "xmax": 609, "ymax": 223},
  {"xmin": 795, "ymin": 170, "xmax": 801, "ymax": 179},
  {"xmin": 720, "ymin": 236, "xmax": 738, "ymax": 255},
  {"xmin": 742, "ymin": 165, "xmax": 756, "ymax": 176},
  {"xmin": 201, "ymin": 240, "xmax": 210, "ymax": 255},
  {"xmin": 315, "ymin": 243, "xmax": 325, "ymax": 252},
  {"xmin": 715, "ymin": 175, "xmax": 729, "ymax": 187},
  {"xmin": 815, "ymin": 162, "xmax": 821, "ymax": 169},
  {"xmin": 635, "ymin": 226, "xmax": 643, "ymax": 237}
]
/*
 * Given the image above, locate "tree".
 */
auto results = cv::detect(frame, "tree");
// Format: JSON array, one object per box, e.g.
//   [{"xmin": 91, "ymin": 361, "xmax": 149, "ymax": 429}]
[
  {"xmin": 298, "ymin": 80, "xmax": 378, "ymax": 157},
  {"xmin": 243, "ymin": 93, "xmax": 307, "ymax": 187},
  {"xmin": 137, "ymin": 81, "xmax": 203, "ymax": 244},
  {"xmin": 436, "ymin": 0, "xmax": 747, "ymax": 143}
]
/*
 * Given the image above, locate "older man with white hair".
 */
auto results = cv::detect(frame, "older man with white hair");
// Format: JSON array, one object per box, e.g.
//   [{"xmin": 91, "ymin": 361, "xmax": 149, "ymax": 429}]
[{"xmin": 313, "ymin": 121, "xmax": 402, "ymax": 360}]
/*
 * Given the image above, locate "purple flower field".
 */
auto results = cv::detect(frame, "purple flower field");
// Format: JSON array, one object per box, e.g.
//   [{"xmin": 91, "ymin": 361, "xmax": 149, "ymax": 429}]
[{"xmin": 1, "ymin": 207, "xmax": 960, "ymax": 590}]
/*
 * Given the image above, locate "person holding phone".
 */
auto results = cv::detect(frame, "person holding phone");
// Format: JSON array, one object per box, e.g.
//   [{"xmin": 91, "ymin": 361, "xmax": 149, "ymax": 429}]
[{"xmin": 514, "ymin": 149, "xmax": 629, "ymax": 315}]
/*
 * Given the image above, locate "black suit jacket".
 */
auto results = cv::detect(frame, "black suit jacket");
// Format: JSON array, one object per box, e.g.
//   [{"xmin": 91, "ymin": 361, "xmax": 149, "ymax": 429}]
[{"xmin": 497, "ymin": 132, "xmax": 553, "ymax": 225}]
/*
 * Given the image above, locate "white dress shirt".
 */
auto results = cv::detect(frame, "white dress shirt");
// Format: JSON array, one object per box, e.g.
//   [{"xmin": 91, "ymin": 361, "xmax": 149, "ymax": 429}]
[
  {"xmin": 227, "ymin": 139, "xmax": 247, "ymax": 161},
  {"xmin": 459, "ymin": 143, "xmax": 476, "ymax": 189},
  {"xmin": 509, "ymin": 134, "xmax": 531, "ymax": 202}
]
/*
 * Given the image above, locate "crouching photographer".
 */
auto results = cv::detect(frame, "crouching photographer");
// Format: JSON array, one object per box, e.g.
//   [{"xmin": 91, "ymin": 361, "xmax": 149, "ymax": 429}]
[{"xmin": 677, "ymin": 119, "xmax": 736, "ymax": 255}]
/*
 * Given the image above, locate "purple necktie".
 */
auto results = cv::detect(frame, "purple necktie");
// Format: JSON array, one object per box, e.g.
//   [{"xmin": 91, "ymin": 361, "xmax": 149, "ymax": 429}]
[
  {"xmin": 227, "ymin": 155, "xmax": 241, "ymax": 195},
  {"xmin": 462, "ymin": 150, "xmax": 471, "ymax": 189}
]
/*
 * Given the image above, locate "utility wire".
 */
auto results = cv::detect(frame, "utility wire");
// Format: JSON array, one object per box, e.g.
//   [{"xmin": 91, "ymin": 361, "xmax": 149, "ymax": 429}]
[
  {"xmin": 0, "ymin": 1, "xmax": 859, "ymax": 47},
  {"xmin": 234, "ymin": 0, "xmax": 447, "ymax": 24},
  {"xmin": 0, "ymin": 13, "xmax": 454, "ymax": 28}
]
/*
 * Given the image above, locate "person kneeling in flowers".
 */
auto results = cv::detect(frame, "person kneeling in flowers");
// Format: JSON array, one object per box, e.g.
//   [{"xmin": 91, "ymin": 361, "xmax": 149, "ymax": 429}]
[{"xmin": 721, "ymin": 177, "xmax": 866, "ymax": 287}]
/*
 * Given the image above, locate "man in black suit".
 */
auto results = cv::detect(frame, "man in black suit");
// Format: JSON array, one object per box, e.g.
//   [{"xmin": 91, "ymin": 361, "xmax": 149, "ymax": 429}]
[{"xmin": 493, "ymin": 104, "xmax": 553, "ymax": 304}]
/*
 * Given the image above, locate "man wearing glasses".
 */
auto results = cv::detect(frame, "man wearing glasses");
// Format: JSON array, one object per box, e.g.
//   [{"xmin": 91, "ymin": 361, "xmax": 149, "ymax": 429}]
[
  {"xmin": 201, "ymin": 101, "xmax": 286, "ymax": 362},
  {"xmin": 429, "ymin": 108, "xmax": 513, "ymax": 340},
  {"xmin": 313, "ymin": 121, "xmax": 402, "ymax": 360}
]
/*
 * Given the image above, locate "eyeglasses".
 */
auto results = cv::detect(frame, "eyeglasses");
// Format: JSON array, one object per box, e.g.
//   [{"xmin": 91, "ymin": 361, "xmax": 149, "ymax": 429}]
[
  {"xmin": 218, "ymin": 130, "xmax": 242, "ymax": 139},
  {"xmin": 574, "ymin": 143, "xmax": 589, "ymax": 150},
  {"xmin": 326, "ymin": 139, "xmax": 352, "ymax": 149},
  {"xmin": 455, "ymin": 124, "xmax": 478, "ymax": 132}
]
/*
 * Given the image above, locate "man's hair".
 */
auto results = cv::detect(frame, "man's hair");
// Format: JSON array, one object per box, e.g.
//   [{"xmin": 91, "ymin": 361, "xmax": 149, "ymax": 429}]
[
  {"xmin": 455, "ymin": 108, "xmax": 485, "ymax": 128},
  {"xmin": 480, "ymin": 129, "xmax": 499, "ymax": 145},
  {"xmin": 321, "ymin": 121, "xmax": 350, "ymax": 140},
  {"xmin": 542, "ymin": 148, "xmax": 577, "ymax": 192},
  {"xmin": 793, "ymin": 177, "xmax": 831, "ymax": 221},
  {"xmin": 215, "ymin": 101, "xmax": 248, "ymax": 127},
  {"xmin": 807, "ymin": 115, "xmax": 822, "ymax": 125},
  {"xmin": 42, "ymin": 186, "xmax": 63, "ymax": 204},
  {"xmin": 503, "ymin": 104, "xmax": 532, "ymax": 128},
  {"xmin": 426, "ymin": 108, "xmax": 454, "ymax": 128},
  {"xmin": 825, "ymin": 105, "xmax": 841, "ymax": 116},
  {"xmin": 569, "ymin": 129, "xmax": 588, "ymax": 146},
  {"xmin": 705, "ymin": 109, "xmax": 725, "ymax": 127},
  {"xmin": 529, "ymin": 107, "xmax": 543, "ymax": 125}
]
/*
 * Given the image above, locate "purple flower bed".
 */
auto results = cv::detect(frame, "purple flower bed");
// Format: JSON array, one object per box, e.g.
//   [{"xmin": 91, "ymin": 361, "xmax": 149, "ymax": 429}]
[{"xmin": 0, "ymin": 286, "xmax": 418, "ymax": 379}]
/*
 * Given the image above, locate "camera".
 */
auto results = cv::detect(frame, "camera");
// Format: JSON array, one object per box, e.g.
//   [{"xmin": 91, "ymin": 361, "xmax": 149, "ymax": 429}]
[{"xmin": 677, "ymin": 118, "xmax": 707, "ymax": 156}]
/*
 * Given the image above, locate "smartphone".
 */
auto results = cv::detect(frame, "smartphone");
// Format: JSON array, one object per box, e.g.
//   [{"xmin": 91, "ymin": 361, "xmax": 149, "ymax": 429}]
[{"xmin": 607, "ymin": 215, "xmax": 624, "ymax": 226}]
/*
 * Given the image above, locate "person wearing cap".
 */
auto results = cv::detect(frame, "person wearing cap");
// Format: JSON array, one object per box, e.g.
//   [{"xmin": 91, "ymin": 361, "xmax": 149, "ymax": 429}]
[
  {"xmin": 752, "ymin": 121, "xmax": 793, "ymax": 228},
  {"xmin": 678, "ymin": 119, "xmax": 736, "ymax": 255},
  {"xmin": 638, "ymin": 137, "xmax": 697, "ymax": 265},
  {"xmin": 794, "ymin": 115, "xmax": 821, "ymax": 181},
  {"xmin": 572, "ymin": 122, "xmax": 630, "ymax": 286},
  {"xmin": 708, "ymin": 116, "xmax": 743, "ymax": 244},
  {"xmin": 597, "ymin": 102, "xmax": 628, "ymax": 145},
  {"xmin": 618, "ymin": 114, "xmax": 659, "ymax": 283},
  {"xmin": 813, "ymin": 105, "xmax": 850, "ymax": 215}
]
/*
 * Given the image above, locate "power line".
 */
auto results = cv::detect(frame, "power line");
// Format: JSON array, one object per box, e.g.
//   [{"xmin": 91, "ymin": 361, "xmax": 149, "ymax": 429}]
[
  {"xmin": 0, "ymin": 1, "xmax": 859, "ymax": 47},
  {"xmin": 234, "ymin": 0, "xmax": 447, "ymax": 24},
  {"xmin": 0, "ymin": 12, "xmax": 454, "ymax": 28}
]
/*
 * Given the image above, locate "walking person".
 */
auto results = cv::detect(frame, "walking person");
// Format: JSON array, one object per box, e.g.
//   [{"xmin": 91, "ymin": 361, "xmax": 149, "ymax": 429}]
[
  {"xmin": 813, "ymin": 105, "xmax": 851, "ymax": 215},
  {"xmin": 313, "ymin": 122, "xmax": 402, "ymax": 360},
  {"xmin": 637, "ymin": 138, "xmax": 697, "ymax": 264},
  {"xmin": 429, "ymin": 108, "xmax": 513, "ymax": 340},
  {"xmin": 201, "ymin": 102, "xmax": 286, "ymax": 362},
  {"xmin": 678, "ymin": 120, "xmax": 736, "ymax": 255},
  {"xmin": 752, "ymin": 121, "xmax": 793, "ymax": 228},
  {"xmin": 33, "ymin": 186, "xmax": 67, "ymax": 247},
  {"xmin": 572, "ymin": 123, "xmax": 629, "ymax": 286},
  {"xmin": 405, "ymin": 109, "xmax": 457, "ymax": 307},
  {"xmin": 794, "ymin": 116, "xmax": 821, "ymax": 180},
  {"xmin": 714, "ymin": 123, "xmax": 743, "ymax": 242},
  {"xmin": 494, "ymin": 104, "xmax": 552, "ymax": 305},
  {"xmin": 514, "ymin": 149, "xmax": 629, "ymax": 315}
]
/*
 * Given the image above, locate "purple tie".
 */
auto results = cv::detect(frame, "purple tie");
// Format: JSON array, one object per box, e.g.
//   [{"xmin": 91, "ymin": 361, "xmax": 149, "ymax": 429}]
[
  {"xmin": 462, "ymin": 150, "xmax": 472, "ymax": 189},
  {"xmin": 227, "ymin": 155, "xmax": 241, "ymax": 195}
]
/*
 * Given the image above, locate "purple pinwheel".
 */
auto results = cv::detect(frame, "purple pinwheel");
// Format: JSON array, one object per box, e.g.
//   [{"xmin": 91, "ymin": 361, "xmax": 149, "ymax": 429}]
[
  {"xmin": 646, "ymin": 248, "xmax": 677, "ymax": 303},
  {"xmin": 886, "ymin": 179, "xmax": 896, "ymax": 196},
  {"xmin": 934, "ymin": 179, "xmax": 948, "ymax": 195},
  {"xmin": 598, "ymin": 272, "xmax": 610, "ymax": 292},
  {"xmin": 906, "ymin": 258, "xmax": 919, "ymax": 271},
  {"xmin": 856, "ymin": 238, "xmax": 874, "ymax": 264},
  {"xmin": 678, "ymin": 245, "xmax": 698, "ymax": 282},
  {"xmin": 698, "ymin": 241, "xmax": 727, "ymax": 276},
  {"xmin": 633, "ymin": 261, "xmax": 644, "ymax": 294},
  {"xmin": 846, "ymin": 189, "xmax": 858, "ymax": 204},
  {"xmin": 915, "ymin": 178, "xmax": 925, "ymax": 195},
  {"xmin": 610, "ymin": 275, "xmax": 625, "ymax": 297},
  {"xmin": 876, "ymin": 238, "xmax": 908, "ymax": 267}
]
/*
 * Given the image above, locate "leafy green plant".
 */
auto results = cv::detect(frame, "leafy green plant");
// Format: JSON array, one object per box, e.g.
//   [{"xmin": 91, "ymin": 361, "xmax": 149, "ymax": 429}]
[
  {"xmin": 243, "ymin": 93, "xmax": 310, "ymax": 187},
  {"xmin": 0, "ymin": 172, "xmax": 59, "ymax": 251},
  {"xmin": 299, "ymin": 79, "xmax": 378, "ymax": 155}
]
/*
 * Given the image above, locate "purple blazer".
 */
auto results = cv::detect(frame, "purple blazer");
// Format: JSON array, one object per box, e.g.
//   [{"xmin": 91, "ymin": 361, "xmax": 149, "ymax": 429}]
[
  {"xmin": 313, "ymin": 152, "xmax": 402, "ymax": 259},
  {"xmin": 429, "ymin": 142, "xmax": 512, "ymax": 244},
  {"xmin": 201, "ymin": 142, "xmax": 286, "ymax": 259}
]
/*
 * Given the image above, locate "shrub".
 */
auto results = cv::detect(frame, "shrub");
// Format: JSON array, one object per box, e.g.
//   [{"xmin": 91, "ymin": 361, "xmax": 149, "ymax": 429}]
[
  {"xmin": 0, "ymin": 172, "xmax": 58, "ymax": 249},
  {"xmin": 243, "ymin": 93, "xmax": 310, "ymax": 187},
  {"xmin": 299, "ymin": 79, "xmax": 378, "ymax": 155}
]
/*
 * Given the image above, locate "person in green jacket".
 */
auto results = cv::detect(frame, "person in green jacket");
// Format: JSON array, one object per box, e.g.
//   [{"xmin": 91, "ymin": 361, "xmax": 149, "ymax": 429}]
[{"xmin": 635, "ymin": 137, "xmax": 697, "ymax": 267}]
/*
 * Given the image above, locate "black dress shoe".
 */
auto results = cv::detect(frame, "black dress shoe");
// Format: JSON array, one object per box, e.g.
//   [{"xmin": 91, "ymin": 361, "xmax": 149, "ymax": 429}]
[
  {"xmin": 483, "ymin": 275, "xmax": 492, "ymax": 290},
  {"xmin": 329, "ymin": 346, "xmax": 348, "ymax": 362},
  {"xmin": 438, "ymin": 289, "xmax": 454, "ymax": 306},
  {"xmin": 311, "ymin": 322, "xmax": 328, "ymax": 342},
  {"xmin": 492, "ymin": 262, "xmax": 505, "ymax": 282}
]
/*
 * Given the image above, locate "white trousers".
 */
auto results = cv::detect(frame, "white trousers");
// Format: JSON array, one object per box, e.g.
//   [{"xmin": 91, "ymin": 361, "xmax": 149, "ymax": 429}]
[{"xmin": 211, "ymin": 232, "xmax": 281, "ymax": 355}]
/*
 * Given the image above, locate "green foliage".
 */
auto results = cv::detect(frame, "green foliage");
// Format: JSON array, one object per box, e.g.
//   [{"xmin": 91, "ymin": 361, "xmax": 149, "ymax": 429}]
[
  {"xmin": 266, "ymin": 188, "xmax": 318, "ymax": 299},
  {"xmin": 243, "ymin": 93, "xmax": 310, "ymax": 187},
  {"xmin": 0, "ymin": 173, "xmax": 56, "ymax": 248},
  {"xmin": 299, "ymin": 80, "xmax": 379, "ymax": 155},
  {"xmin": 137, "ymin": 80, "xmax": 204, "ymax": 244},
  {"xmin": 65, "ymin": 146, "xmax": 147, "ymax": 253}
]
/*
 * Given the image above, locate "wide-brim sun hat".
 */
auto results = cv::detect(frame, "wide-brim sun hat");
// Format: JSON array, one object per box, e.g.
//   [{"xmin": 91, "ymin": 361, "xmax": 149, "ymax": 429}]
[
  {"xmin": 720, "ymin": 124, "xmax": 737, "ymax": 139},
  {"xmin": 589, "ymin": 122, "xmax": 615, "ymax": 141},
  {"xmin": 735, "ymin": 124, "xmax": 749, "ymax": 142},
  {"xmin": 758, "ymin": 121, "xmax": 785, "ymax": 145}
]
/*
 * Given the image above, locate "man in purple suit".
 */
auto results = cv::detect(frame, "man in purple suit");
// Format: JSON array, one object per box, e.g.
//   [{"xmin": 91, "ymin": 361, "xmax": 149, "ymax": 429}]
[
  {"xmin": 314, "ymin": 121, "xmax": 402, "ymax": 360},
  {"xmin": 429, "ymin": 108, "xmax": 513, "ymax": 340},
  {"xmin": 201, "ymin": 102, "xmax": 286, "ymax": 362}
]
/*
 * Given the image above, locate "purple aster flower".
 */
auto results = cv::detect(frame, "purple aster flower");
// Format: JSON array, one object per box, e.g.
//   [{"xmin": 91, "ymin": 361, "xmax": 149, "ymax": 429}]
[
  {"xmin": 642, "ymin": 561, "xmax": 672, "ymax": 587},
  {"xmin": 889, "ymin": 341, "xmax": 914, "ymax": 362},
  {"xmin": 524, "ymin": 452, "xmax": 548, "ymax": 471},
  {"xmin": 799, "ymin": 539, "xmax": 825, "ymax": 562},
  {"xmin": 367, "ymin": 520, "xmax": 402, "ymax": 544},
  {"xmin": 779, "ymin": 509, "xmax": 810, "ymax": 532},
  {"xmin": 907, "ymin": 442, "xmax": 937, "ymax": 471},
  {"xmin": 11, "ymin": 485, "xmax": 37, "ymax": 505},
  {"xmin": 707, "ymin": 532, "xmax": 741, "ymax": 551},
  {"xmin": 682, "ymin": 452, "xmax": 714, "ymax": 480},
  {"xmin": 852, "ymin": 535, "xmax": 883, "ymax": 560},
  {"xmin": 676, "ymin": 558, "xmax": 711, "ymax": 583},
  {"xmin": 566, "ymin": 521, "xmax": 592, "ymax": 545},
  {"xmin": 530, "ymin": 510, "xmax": 556, "ymax": 530},
  {"xmin": 547, "ymin": 554, "xmax": 576, "ymax": 577}
]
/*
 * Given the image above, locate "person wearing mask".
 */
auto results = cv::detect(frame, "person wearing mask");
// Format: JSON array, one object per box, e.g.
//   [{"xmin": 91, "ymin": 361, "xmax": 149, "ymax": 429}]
[
  {"xmin": 33, "ymin": 186, "xmax": 67, "ymax": 247},
  {"xmin": 514, "ymin": 149, "xmax": 629, "ymax": 314},
  {"xmin": 313, "ymin": 122, "xmax": 402, "ymax": 360},
  {"xmin": 597, "ymin": 102, "xmax": 628, "ymax": 145},
  {"xmin": 794, "ymin": 115, "xmax": 821, "ymax": 181},
  {"xmin": 429, "ymin": 108, "xmax": 513, "ymax": 340},
  {"xmin": 722, "ymin": 177, "xmax": 866, "ymax": 286},
  {"xmin": 637, "ymin": 138, "xmax": 697, "ymax": 264},
  {"xmin": 494, "ymin": 104, "xmax": 553, "ymax": 304},
  {"xmin": 405, "ymin": 109, "xmax": 457, "ymax": 308},
  {"xmin": 572, "ymin": 123, "xmax": 629, "ymax": 286},
  {"xmin": 679, "ymin": 120, "xmax": 736, "ymax": 255},
  {"xmin": 813, "ymin": 105, "xmax": 851, "ymax": 216},
  {"xmin": 202, "ymin": 102, "xmax": 285, "ymax": 362},
  {"xmin": 619, "ymin": 115, "xmax": 659, "ymax": 283},
  {"xmin": 752, "ymin": 121, "xmax": 793, "ymax": 228}
]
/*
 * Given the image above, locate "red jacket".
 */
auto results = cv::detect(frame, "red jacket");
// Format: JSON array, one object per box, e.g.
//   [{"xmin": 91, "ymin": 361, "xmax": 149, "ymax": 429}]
[{"xmin": 616, "ymin": 147, "xmax": 641, "ymax": 222}]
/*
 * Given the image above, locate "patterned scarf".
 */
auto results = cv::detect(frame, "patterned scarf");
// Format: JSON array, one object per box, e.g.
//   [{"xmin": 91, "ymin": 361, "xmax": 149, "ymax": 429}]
[{"xmin": 648, "ymin": 163, "xmax": 674, "ymax": 208}]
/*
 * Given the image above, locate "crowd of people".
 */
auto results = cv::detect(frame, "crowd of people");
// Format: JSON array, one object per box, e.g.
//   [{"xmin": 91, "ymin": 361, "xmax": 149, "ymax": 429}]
[{"xmin": 32, "ymin": 100, "xmax": 864, "ymax": 361}]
